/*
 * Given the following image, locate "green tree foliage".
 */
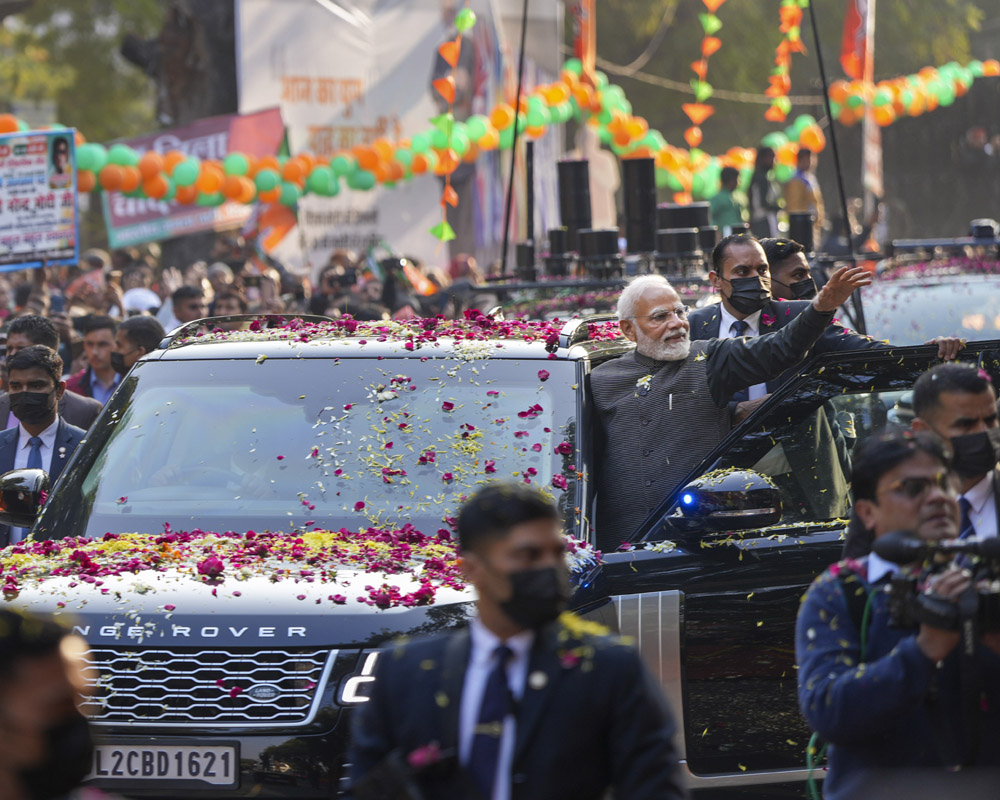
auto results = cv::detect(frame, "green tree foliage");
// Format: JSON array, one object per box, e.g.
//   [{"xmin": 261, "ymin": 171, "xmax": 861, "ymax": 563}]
[
  {"xmin": 1, "ymin": 0, "xmax": 165, "ymax": 142},
  {"xmin": 590, "ymin": 0, "xmax": 987, "ymax": 154}
]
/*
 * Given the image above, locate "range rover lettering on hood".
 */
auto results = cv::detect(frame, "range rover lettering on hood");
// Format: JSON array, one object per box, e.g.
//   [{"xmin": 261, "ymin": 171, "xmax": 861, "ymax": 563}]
[{"xmin": 73, "ymin": 624, "xmax": 308, "ymax": 640}]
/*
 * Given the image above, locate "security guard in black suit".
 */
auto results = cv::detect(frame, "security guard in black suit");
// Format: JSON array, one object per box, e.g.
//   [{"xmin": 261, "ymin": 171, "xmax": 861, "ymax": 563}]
[{"xmin": 348, "ymin": 483, "xmax": 686, "ymax": 800}]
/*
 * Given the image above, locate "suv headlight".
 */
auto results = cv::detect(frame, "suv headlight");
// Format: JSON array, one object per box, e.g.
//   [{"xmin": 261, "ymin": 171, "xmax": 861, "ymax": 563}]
[{"xmin": 338, "ymin": 650, "xmax": 380, "ymax": 704}]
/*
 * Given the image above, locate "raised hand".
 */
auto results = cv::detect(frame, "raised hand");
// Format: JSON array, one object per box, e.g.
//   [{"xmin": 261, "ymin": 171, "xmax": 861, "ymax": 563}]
[{"xmin": 812, "ymin": 265, "xmax": 872, "ymax": 313}]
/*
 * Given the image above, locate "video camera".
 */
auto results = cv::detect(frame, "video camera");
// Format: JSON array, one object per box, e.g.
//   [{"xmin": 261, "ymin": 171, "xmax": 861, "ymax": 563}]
[{"xmin": 873, "ymin": 531, "xmax": 1000, "ymax": 632}]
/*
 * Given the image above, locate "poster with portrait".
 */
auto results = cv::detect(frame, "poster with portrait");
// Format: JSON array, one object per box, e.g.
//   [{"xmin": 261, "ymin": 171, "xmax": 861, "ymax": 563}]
[{"xmin": 0, "ymin": 128, "xmax": 79, "ymax": 271}]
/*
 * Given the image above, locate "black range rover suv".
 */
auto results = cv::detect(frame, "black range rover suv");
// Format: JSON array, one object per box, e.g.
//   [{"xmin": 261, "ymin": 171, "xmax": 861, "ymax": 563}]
[{"xmin": 3, "ymin": 313, "xmax": 996, "ymax": 798}]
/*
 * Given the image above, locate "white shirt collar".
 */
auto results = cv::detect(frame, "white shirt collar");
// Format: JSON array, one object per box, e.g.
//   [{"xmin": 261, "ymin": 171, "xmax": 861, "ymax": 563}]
[
  {"xmin": 17, "ymin": 417, "xmax": 59, "ymax": 451},
  {"xmin": 468, "ymin": 616, "xmax": 534, "ymax": 665},
  {"xmin": 961, "ymin": 472, "xmax": 993, "ymax": 514},
  {"xmin": 866, "ymin": 550, "xmax": 901, "ymax": 584},
  {"xmin": 719, "ymin": 303, "xmax": 762, "ymax": 337}
]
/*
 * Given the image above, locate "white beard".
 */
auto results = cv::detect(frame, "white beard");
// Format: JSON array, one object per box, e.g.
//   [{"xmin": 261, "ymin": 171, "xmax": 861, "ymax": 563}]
[{"xmin": 635, "ymin": 330, "xmax": 691, "ymax": 361}]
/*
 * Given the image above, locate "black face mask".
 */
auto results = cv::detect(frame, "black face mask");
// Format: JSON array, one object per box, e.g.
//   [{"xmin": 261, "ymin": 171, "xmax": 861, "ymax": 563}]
[
  {"xmin": 498, "ymin": 566, "xmax": 571, "ymax": 630},
  {"xmin": 19, "ymin": 712, "xmax": 94, "ymax": 799},
  {"xmin": 724, "ymin": 276, "xmax": 770, "ymax": 315},
  {"xmin": 950, "ymin": 428, "xmax": 1000, "ymax": 479},
  {"xmin": 110, "ymin": 351, "xmax": 128, "ymax": 375},
  {"xmin": 9, "ymin": 390, "xmax": 56, "ymax": 426},
  {"xmin": 787, "ymin": 277, "xmax": 817, "ymax": 300}
]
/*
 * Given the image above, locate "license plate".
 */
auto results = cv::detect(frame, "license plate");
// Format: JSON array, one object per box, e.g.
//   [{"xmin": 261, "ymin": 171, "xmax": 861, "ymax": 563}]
[{"xmin": 87, "ymin": 743, "xmax": 238, "ymax": 787}]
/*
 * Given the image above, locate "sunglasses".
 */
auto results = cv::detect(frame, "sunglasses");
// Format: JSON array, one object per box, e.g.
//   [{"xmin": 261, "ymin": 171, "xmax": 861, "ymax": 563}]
[{"xmin": 880, "ymin": 471, "xmax": 955, "ymax": 500}]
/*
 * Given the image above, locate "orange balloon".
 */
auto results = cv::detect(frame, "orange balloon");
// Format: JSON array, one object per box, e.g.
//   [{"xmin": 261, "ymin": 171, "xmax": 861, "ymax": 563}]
[
  {"xmin": 462, "ymin": 142, "xmax": 480, "ymax": 163},
  {"xmin": 236, "ymin": 176, "xmax": 256, "ymax": 204},
  {"xmin": 614, "ymin": 129, "xmax": 632, "ymax": 148},
  {"xmin": 74, "ymin": 131, "xmax": 86, "ymax": 146},
  {"xmin": 256, "ymin": 155, "xmax": 281, "ymax": 174},
  {"xmin": 77, "ymin": 170, "xmax": 96, "ymax": 193},
  {"xmin": 829, "ymin": 80, "xmax": 850, "ymax": 105},
  {"xmin": 435, "ymin": 149, "xmax": 459, "ymax": 175},
  {"xmin": 120, "ymin": 166, "xmax": 141, "ymax": 193},
  {"xmin": 175, "ymin": 185, "xmax": 198, "ymax": 204},
  {"xmin": 0, "ymin": 114, "xmax": 18, "ymax": 134},
  {"xmin": 222, "ymin": 175, "xmax": 244, "ymax": 199},
  {"xmin": 478, "ymin": 127, "xmax": 500, "ymax": 151},
  {"xmin": 873, "ymin": 105, "xmax": 895, "ymax": 127},
  {"xmin": 387, "ymin": 161, "xmax": 406, "ymax": 182},
  {"xmin": 683, "ymin": 126, "xmax": 702, "ymax": 149},
  {"xmin": 143, "ymin": 175, "xmax": 168, "ymax": 199},
  {"xmin": 799, "ymin": 124, "xmax": 826, "ymax": 152},
  {"xmin": 257, "ymin": 187, "xmax": 281, "ymax": 204},
  {"xmin": 490, "ymin": 104, "xmax": 515, "ymax": 131},
  {"xmin": 139, "ymin": 152, "xmax": 165, "ymax": 181},
  {"xmin": 411, "ymin": 153, "xmax": 430, "ymax": 175},
  {"xmin": 983, "ymin": 59, "xmax": 1000, "ymax": 77},
  {"xmin": 196, "ymin": 164, "xmax": 223, "ymax": 194},
  {"xmin": 98, "ymin": 164, "xmax": 124, "ymax": 191},
  {"xmin": 164, "ymin": 150, "xmax": 187, "ymax": 173},
  {"xmin": 776, "ymin": 142, "xmax": 798, "ymax": 166},
  {"xmin": 372, "ymin": 138, "xmax": 394, "ymax": 163},
  {"xmin": 353, "ymin": 147, "xmax": 379, "ymax": 173}
]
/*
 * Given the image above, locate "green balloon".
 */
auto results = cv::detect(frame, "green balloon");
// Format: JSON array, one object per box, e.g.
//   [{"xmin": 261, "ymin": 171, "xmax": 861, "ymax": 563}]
[
  {"xmin": 107, "ymin": 143, "xmax": 139, "ymax": 167},
  {"xmin": 597, "ymin": 126, "xmax": 612, "ymax": 145},
  {"xmin": 394, "ymin": 148, "xmax": 413, "ymax": 168},
  {"xmin": 465, "ymin": 115, "xmax": 488, "ymax": 141},
  {"xmin": 829, "ymin": 100, "xmax": 842, "ymax": 117},
  {"xmin": 899, "ymin": 89, "xmax": 914, "ymax": 107},
  {"xmin": 968, "ymin": 60, "xmax": 984, "ymax": 77},
  {"xmin": 526, "ymin": 106, "xmax": 549, "ymax": 129},
  {"xmin": 348, "ymin": 169, "xmax": 376, "ymax": 191},
  {"xmin": 331, "ymin": 155, "xmax": 354, "ymax": 177},
  {"xmin": 593, "ymin": 71, "xmax": 609, "ymax": 89},
  {"xmin": 173, "ymin": 158, "xmax": 200, "ymax": 187},
  {"xmin": 255, "ymin": 168, "xmax": 280, "ymax": 192},
  {"xmin": 551, "ymin": 101, "xmax": 573, "ymax": 124},
  {"xmin": 430, "ymin": 128, "xmax": 449, "ymax": 150},
  {"xmin": 872, "ymin": 88, "xmax": 892, "ymax": 107},
  {"xmin": 739, "ymin": 167, "xmax": 753, "ymax": 191},
  {"xmin": 306, "ymin": 166, "xmax": 334, "ymax": 195},
  {"xmin": 774, "ymin": 163, "xmax": 794, "ymax": 182},
  {"xmin": 450, "ymin": 128, "xmax": 470, "ymax": 156},
  {"xmin": 691, "ymin": 172, "xmax": 707, "ymax": 199},
  {"xmin": 223, "ymin": 153, "xmax": 249, "ymax": 176},
  {"xmin": 196, "ymin": 192, "xmax": 225, "ymax": 206},
  {"xmin": 280, "ymin": 182, "xmax": 301, "ymax": 206},
  {"xmin": 17, "ymin": 119, "xmax": 29, "ymax": 132},
  {"xmin": 655, "ymin": 167, "xmax": 671, "ymax": 189},
  {"xmin": 455, "ymin": 7, "xmax": 476, "ymax": 32},
  {"xmin": 422, "ymin": 151, "xmax": 439, "ymax": 172},
  {"xmin": 162, "ymin": 178, "xmax": 177, "ymax": 202},
  {"xmin": 760, "ymin": 132, "xmax": 788, "ymax": 150},
  {"xmin": 411, "ymin": 131, "xmax": 432, "ymax": 153},
  {"xmin": 562, "ymin": 58, "xmax": 583, "ymax": 76},
  {"xmin": 665, "ymin": 172, "xmax": 683, "ymax": 192},
  {"xmin": 76, "ymin": 143, "xmax": 107, "ymax": 173},
  {"xmin": 937, "ymin": 84, "xmax": 956, "ymax": 106},
  {"xmin": 327, "ymin": 176, "xmax": 340, "ymax": 196},
  {"xmin": 846, "ymin": 93, "xmax": 864, "ymax": 109},
  {"xmin": 794, "ymin": 113, "xmax": 817, "ymax": 131}
]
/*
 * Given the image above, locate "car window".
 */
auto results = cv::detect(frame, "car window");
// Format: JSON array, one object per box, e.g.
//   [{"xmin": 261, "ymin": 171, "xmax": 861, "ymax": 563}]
[{"xmin": 40, "ymin": 357, "xmax": 581, "ymax": 540}]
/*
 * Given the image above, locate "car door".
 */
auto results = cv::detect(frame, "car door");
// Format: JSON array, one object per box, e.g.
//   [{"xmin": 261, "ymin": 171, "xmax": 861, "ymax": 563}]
[{"xmin": 576, "ymin": 342, "xmax": 1000, "ymax": 792}]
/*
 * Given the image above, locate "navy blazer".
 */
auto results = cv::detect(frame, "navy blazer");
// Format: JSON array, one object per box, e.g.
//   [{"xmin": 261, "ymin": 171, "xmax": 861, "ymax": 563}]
[
  {"xmin": 0, "ymin": 417, "xmax": 86, "ymax": 546},
  {"xmin": 687, "ymin": 298, "xmax": 888, "ymax": 392},
  {"xmin": 349, "ymin": 617, "xmax": 686, "ymax": 800}
]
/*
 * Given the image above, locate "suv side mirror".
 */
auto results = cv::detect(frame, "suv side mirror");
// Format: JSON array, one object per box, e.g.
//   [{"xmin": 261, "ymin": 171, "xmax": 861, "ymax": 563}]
[
  {"xmin": 670, "ymin": 469, "xmax": 782, "ymax": 532},
  {"xmin": 0, "ymin": 469, "xmax": 49, "ymax": 529}
]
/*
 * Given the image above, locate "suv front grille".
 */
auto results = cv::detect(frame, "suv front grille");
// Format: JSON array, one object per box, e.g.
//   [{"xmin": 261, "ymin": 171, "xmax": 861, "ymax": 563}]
[{"xmin": 81, "ymin": 646, "xmax": 336, "ymax": 727}]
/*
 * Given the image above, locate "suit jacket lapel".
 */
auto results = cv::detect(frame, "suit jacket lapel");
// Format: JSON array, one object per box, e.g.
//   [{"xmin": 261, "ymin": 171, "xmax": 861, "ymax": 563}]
[
  {"xmin": 439, "ymin": 628, "xmax": 471, "ymax": 754},
  {"xmin": 0, "ymin": 429, "xmax": 15, "ymax": 475},
  {"xmin": 708, "ymin": 304, "xmax": 722, "ymax": 338},
  {"xmin": 513, "ymin": 625, "xmax": 563, "ymax": 760}
]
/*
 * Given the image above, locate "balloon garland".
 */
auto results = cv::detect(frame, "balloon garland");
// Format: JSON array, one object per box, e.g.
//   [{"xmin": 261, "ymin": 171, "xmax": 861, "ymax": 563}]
[
  {"xmin": 764, "ymin": 0, "xmax": 810, "ymax": 122},
  {"xmin": 829, "ymin": 58, "xmax": 1000, "ymax": 127},
  {"xmin": 0, "ymin": 54, "xmax": 994, "ymax": 216},
  {"xmin": 681, "ymin": 0, "xmax": 727, "ymax": 150}
]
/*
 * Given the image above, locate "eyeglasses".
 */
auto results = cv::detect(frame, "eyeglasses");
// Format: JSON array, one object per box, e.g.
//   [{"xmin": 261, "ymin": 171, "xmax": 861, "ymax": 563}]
[
  {"xmin": 626, "ymin": 306, "xmax": 690, "ymax": 324},
  {"xmin": 880, "ymin": 471, "xmax": 956, "ymax": 500}
]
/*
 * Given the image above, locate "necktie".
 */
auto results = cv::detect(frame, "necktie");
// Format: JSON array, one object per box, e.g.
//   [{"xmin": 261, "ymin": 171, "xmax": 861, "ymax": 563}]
[
  {"xmin": 958, "ymin": 496, "xmax": 976, "ymax": 540},
  {"xmin": 26, "ymin": 436, "xmax": 43, "ymax": 471},
  {"xmin": 730, "ymin": 320, "xmax": 751, "ymax": 403},
  {"xmin": 468, "ymin": 644, "xmax": 513, "ymax": 800}
]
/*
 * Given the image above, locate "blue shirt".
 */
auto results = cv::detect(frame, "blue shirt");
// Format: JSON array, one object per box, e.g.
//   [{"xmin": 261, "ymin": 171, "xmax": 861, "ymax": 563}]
[
  {"xmin": 89, "ymin": 370, "xmax": 120, "ymax": 405},
  {"xmin": 796, "ymin": 557, "xmax": 1000, "ymax": 798}
]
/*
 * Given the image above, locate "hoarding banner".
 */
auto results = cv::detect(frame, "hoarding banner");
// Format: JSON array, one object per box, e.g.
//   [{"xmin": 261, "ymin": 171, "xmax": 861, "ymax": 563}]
[
  {"xmin": 102, "ymin": 108, "xmax": 285, "ymax": 248},
  {"xmin": 0, "ymin": 128, "xmax": 79, "ymax": 271}
]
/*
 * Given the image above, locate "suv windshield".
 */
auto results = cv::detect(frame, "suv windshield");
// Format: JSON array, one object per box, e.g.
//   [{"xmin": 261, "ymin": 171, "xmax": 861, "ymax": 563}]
[{"xmin": 38, "ymin": 355, "xmax": 580, "ymax": 540}]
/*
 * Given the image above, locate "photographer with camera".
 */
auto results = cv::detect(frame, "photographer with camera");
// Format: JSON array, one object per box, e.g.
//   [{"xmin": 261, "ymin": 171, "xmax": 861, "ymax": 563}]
[{"xmin": 796, "ymin": 431, "xmax": 1000, "ymax": 799}]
